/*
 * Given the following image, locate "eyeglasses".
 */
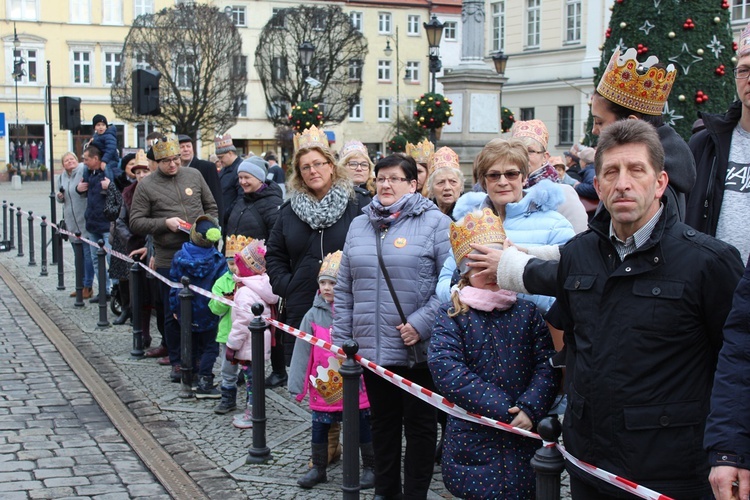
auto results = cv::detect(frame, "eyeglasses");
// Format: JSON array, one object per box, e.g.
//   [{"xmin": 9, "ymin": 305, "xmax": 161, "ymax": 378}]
[
  {"xmin": 375, "ymin": 176, "xmax": 409, "ymax": 185},
  {"xmin": 347, "ymin": 161, "xmax": 370, "ymax": 170},
  {"xmin": 484, "ymin": 170, "xmax": 523, "ymax": 183},
  {"xmin": 158, "ymin": 156, "xmax": 181, "ymax": 165},
  {"xmin": 527, "ymin": 149, "xmax": 545, "ymax": 155},
  {"xmin": 300, "ymin": 161, "xmax": 330, "ymax": 173},
  {"xmin": 733, "ymin": 67, "xmax": 750, "ymax": 79}
]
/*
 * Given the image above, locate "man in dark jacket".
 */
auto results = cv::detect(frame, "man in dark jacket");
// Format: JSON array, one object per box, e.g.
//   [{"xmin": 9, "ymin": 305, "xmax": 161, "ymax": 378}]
[
  {"xmin": 179, "ymin": 135, "xmax": 224, "ymax": 222},
  {"xmin": 556, "ymin": 120, "xmax": 743, "ymax": 499},
  {"xmin": 214, "ymin": 133, "xmax": 242, "ymax": 222}
]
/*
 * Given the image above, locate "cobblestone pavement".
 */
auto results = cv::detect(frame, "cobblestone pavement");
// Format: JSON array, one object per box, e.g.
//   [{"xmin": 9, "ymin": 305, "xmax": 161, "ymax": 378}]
[{"xmin": 0, "ymin": 181, "xmax": 570, "ymax": 499}]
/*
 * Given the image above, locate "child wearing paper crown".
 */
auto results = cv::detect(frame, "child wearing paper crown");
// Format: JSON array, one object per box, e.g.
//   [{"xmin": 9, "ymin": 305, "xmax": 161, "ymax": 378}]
[
  {"xmin": 169, "ymin": 215, "xmax": 228, "ymax": 398},
  {"xmin": 288, "ymin": 251, "xmax": 375, "ymax": 490},
  {"xmin": 428, "ymin": 208, "xmax": 560, "ymax": 499},
  {"xmin": 225, "ymin": 238, "xmax": 279, "ymax": 429}
]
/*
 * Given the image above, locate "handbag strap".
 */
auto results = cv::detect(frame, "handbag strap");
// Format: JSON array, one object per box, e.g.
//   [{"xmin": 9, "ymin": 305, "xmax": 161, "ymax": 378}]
[{"xmin": 375, "ymin": 228, "xmax": 408, "ymax": 324}]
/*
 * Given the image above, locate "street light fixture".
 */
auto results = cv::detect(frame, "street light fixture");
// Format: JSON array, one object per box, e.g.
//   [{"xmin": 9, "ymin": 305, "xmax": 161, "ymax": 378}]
[
  {"xmin": 12, "ymin": 23, "xmax": 26, "ymax": 170},
  {"xmin": 298, "ymin": 41, "xmax": 315, "ymax": 101},
  {"xmin": 423, "ymin": 14, "xmax": 444, "ymax": 143}
]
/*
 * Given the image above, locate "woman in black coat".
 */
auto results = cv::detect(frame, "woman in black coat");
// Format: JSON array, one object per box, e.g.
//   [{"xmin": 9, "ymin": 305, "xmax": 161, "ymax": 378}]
[{"xmin": 225, "ymin": 156, "xmax": 283, "ymax": 241}]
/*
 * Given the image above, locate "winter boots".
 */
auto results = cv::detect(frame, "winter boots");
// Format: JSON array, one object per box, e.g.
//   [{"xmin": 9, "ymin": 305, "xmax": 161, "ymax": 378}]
[
  {"xmin": 360, "ymin": 442, "xmax": 376, "ymax": 489},
  {"xmin": 195, "ymin": 375, "xmax": 221, "ymax": 399},
  {"xmin": 298, "ymin": 443, "xmax": 328, "ymax": 488},
  {"xmin": 214, "ymin": 386, "xmax": 238, "ymax": 414},
  {"xmin": 112, "ymin": 280, "xmax": 132, "ymax": 325}
]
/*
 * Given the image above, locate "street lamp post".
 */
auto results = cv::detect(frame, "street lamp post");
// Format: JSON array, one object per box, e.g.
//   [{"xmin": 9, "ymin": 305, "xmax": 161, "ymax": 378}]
[
  {"xmin": 492, "ymin": 50, "xmax": 510, "ymax": 128},
  {"xmin": 423, "ymin": 15, "xmax": 444, "ymax": 144},
  {"xmin": 12, "ymin": 24, "xmax": 26, "ymax": 169},
  {"xmin": 299, "ymin": 41, "xmax": 315, "ymax": 102}
]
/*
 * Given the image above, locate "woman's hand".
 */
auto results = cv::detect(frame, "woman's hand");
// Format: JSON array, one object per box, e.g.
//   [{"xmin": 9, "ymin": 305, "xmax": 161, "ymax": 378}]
[
  {"xmin": 508, "ymin": 406, "xmax": 532, "ymax": 430},
  {"xmin": 129, "ymin": 248, "xmax": 147, "ymax": 259},
  {"xmin": 397, "ymin": 322, "xmax": 420, "ymax": 346}
]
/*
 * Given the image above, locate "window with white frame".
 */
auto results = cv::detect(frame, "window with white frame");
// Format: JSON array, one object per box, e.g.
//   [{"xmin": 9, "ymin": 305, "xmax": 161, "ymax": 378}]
[
  {"xmin": 350, "ymin": 11, "xmax": 362, "ymax": 32},
  {"xmin": 268, "ymin": 98, "xmax": 289, "ymax": 121},
  {"xmin": 102, "ymin": 0, "xmax": 123, "ymax": 25},
  {"xmin": 11, "ymin": 47, "xmax": 38, "ymax": 84},
  {"xmin": 378, "ymin": 98, "xmax": 391, "ymax": 121},
  {"xmin": 378, "ymin": 60, "xmax": 391, "ymax": 81},
  {"xmin": 349, "ymin": 98, "xmax": 362, "ymax": 121},
  {"xmin": 526, "ymin": 0, "xmax": 541, "ymax": 48},
  {"xmin": 565, "ymin": 0, "xmax": 581, "ymax": 43},
  {"xmin": 312, "ymin": 10, "xmax": 326, "ymax": 31},
  {"xmin": 407, "ymin": 15, "xmax": 420, "ymax": 35},
  {"xmin": 733, "ymin": 0, "xmax": 750, "ymax": 21},
  {"xmin": 134, "ymin": 52, "xmax": 151, "ymax": 70},
  {"xmin": 134, "ymin": 0, "xmax": 153, "ymax": 17},
  {"xmin": 272, "ymin": 56, "xmax": 287, "ymax": 82},
  {"xmin": 236, "ymin": 94, "xmax": 248, "ymax": 117},
  {"xmin": 176, "ymin": 53, "xmax": 195, "ymax": 89},
  {"xmin": 404, "ymin": 99, "xmax": 416, "ymax": 117},
  {"xmin": 311, "ymin": 58, "xmax": 328, "ymax": 80},
  {"xmin": 491, "ymin": 1, "xmax": 505, "ymax": 52},
  {"xmin": 9, "ymin": 0, "xmax": 38, "ymax": 20},
  {"xmin": 71, "ymin": 49, "xmax": 93, "ymax": 84},
  {"xmin": 405, "ymin": 61, "xmax": 420, "ymax": 83},
  {"xmin": 103, "ymin": 51, "xmax": 121, "ymax": 85},
  {"xmin": 271, "ymin": 8, "xmax": 285, "ymax": 28},
  {"xmin": 378, "ymin": 13, "xmax": 392, "ymax": 34},
  {"xmin": 348, "ymin": 59, "xmax": 363, "ymax": 81},
  {"xmin": 70, "ymin": 0, "xmax": 90, "ymax": 23},
  {"xmin": 558, "ymin": 106, "xmax": 574, "ymax": 145},
  {"xmin": 443, "ymin": 21, "xmax": 457, "ymax": 41},
  {"xmin": 231, "ymin": 6, "xmax": 246, "ymax": 27}
]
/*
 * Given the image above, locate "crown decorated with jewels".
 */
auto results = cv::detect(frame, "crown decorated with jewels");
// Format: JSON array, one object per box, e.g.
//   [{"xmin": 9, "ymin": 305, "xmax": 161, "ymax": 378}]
[
  {"xmin": 318, "ymin": 250, "xmax": 343, "ymax": 282},
  {"xmin": 339, "ymin": 140, "xmax": 369, "ymax": 160},
  {"xmin": 512, "ymin": 120, "xmax": 549, "ymax": 150},
  {"xmin": 429, "ymin": 146, "xmax": 460, "ymax": 173},
  {"xmin": 406, "ymin": 140, "xmax": 434, "ymax": 165},
  {"xmin": 236, "ymin": 238, "xmax": 267, "ymax": 276},
  {"xmin": 310, "ymin": 356, "xmax": 344, "ymax": 404},
  {"xmin": 450, "ymin": 208, "xmax": 506, "ymax": 274},
  {"xmin": 740, "ymin": 23, "xmax": 750, "ymax": 57},
  {"xmin": 597, "ymin": 48, "xmax": 676, "ymax": 116},
  {"xmin": 293, "ymin": 125, "xmax": 329, "ymax": 152},
  {"xmin": 225, "ymin": 234, "xmax": 250, "ymax": 259},
  {"xmin": 152, "ymin": 134, "xmax": 180, "ymax": 160}
]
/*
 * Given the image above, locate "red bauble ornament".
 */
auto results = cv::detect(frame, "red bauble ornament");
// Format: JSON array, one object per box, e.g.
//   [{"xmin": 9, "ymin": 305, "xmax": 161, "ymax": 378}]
[
  {"xmin": 605, "ymin": 28, "xmax": 612, "ymax": 38},
  {"xmin": 716, "ymin": 64, "xmax": 726, "ymax": 76},
  {"xmin": 616, "ymin": 0, "xmax": 623, "ymax": 3},
  {"xmin": 683, "ymin": 18, "xmax": 695, "ymax": 30},
  {"xmin": 637, "ymin": 44, "xmax": 649, "ymax": 55},
  {"xmin": 435, "ymin": 101, "xmax": 441, "ymax": 106},
  {"xmin": 722, "ymin": 0, "xmax": 730, "ymax": 8},
  {"xmin": 695, "ymin": 90, "xmax": 709, "ymax": 104},
  {"xmin": 734, "ymin": 41, "xmax": 739, "ymax": 52},
  {"xmin": 413, "ymin": 111, "xmax": 419, "ymax": 117}
]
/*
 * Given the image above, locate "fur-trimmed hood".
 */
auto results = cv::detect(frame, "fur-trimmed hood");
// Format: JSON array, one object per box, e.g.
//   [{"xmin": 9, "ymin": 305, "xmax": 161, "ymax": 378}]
[{"xmin": 452, "ymin": 180, "xmax": 565, "ymax": 220}]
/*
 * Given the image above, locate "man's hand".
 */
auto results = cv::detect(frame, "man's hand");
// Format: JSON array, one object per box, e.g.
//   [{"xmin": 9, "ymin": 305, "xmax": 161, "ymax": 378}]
[
  {"xmin": 129, "ymin": 248, "xmax": 147, "ymax": 260},
  {"xmin": 101, "ymin": 177, "xmax": 110, "ymax": 191},
  {"xmin": 508, "ymin": 406, "xmax": 532, "ymax": 430},
  {"xmin": 710, "ymin": 465, "xmax": 750, "ymax": 500},
  {"xmin": 397, "ymin": 323, "xmax": 420, "ymax": 346},
  {"xmin": 165, "ymin": 217, "xmax": 187, "ymax": 232},
  {"xmin": 465, "ymin": 240, "xmax": 513, "ymax": 283},
  {"xmin": 77, "ymin": 181, "xmax": 89, "ymax": 193}
]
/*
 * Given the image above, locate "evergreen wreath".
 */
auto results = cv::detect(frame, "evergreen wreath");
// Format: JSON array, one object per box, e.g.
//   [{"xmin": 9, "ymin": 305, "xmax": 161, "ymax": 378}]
[
  {"xmin": 413, "ymin": 92, "xmax": 453, "ymax": 130},
  {"xmin": 289, "ymin": 101, "xmax": 323, "ymax": 132},
  {"xmin": 501, "ymin": 107, "xmax": 515, "ymax": 133},
  {"xmin": 389, "ymin": 135, "xmax": 407, "ymax": 153}
]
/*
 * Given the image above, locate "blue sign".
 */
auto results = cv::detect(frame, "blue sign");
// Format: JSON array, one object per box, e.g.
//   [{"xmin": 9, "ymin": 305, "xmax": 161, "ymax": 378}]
[{"xmin": 0, "ymin": 113, "xmax": 5, "ymax": 138}]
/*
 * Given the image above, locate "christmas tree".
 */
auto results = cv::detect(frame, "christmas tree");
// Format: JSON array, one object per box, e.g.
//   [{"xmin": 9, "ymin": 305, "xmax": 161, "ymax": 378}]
[{"xmin": 586, "ymin": 0, "xmax": 736, "ymax": 143}]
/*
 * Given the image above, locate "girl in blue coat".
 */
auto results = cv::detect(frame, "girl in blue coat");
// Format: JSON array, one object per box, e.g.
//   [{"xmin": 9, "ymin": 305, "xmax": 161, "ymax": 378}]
[{"xmin": 429, "ymin": 207, "xmax": 560, "ymax": 500}]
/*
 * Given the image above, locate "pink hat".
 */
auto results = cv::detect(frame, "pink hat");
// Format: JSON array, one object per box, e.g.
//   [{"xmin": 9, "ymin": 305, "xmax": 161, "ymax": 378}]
[{"xmin": 511, "ymin": 120, "xmax": 549, "ymax": 150}]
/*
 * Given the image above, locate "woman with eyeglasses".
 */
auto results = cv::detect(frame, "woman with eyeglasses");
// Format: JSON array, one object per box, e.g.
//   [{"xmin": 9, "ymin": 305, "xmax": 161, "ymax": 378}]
[
  {"xmin": 339, "ymin": 140, "xmax": 376, "ymax": 196},
  {"xmin": 435, "ymin": 138, "xmax": 575, "ymax": 314},
  {"xmin": 333, "ymin": 154, "xmax": 451, "ymax": 499},
  {"xmin": 265, "ymin": 126, "xmax": 372, "ymax": 392}
]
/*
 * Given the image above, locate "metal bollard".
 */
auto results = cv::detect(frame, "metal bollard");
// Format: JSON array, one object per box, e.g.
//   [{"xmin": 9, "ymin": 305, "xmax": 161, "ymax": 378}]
[
  {"xmin": 49, "ymin": 191, "xmax": 58, "ymax": 265},
  {"xmin": 16, "ymin": 207, "xmax": 23, "ymax": 257},
  {"xmin": 130, "ymin": 255, "xmax": 145, "ymax": 358},
  {"xmin": 246, "ymin": 302, "xmax": 272, "ymax": 464},
  {"xmin": 73, "ymin": 233, "xmax": 84, "ymax": 307},
  {"xmin": 27, "ymin": 211, "xmax": 36, "ymax": 266},
  {"xmin": 531, "ymin": 416, "xmax": 565, "ymax": 500},
  {"xmin": 9, "ymin": 202, "xmax": 14, "ymax": 249},
  {"xmin": 40, "ymin": 216, "xmax": 48, "ymax": 276},
  {"xmin": 340, "ymin": 340, "xmax": 362, "ymax": 499},
  {"xmin": 96, "ymin": 240, "xmax": 109, "ymax": 327},
  {"xmin": 2, "ymin": 200, "xmax": 7, "ymax": 243},
  {"xmin": 178, "ymin": 276, "xmax": 194, "ymax": 399},
  {"xmin": 56, "ymin": 224, "xmax": 65, "ymax": 290}
]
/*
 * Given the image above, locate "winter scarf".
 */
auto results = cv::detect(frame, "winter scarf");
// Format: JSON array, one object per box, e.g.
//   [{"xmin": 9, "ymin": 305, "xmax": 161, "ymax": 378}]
[{"xmin": 290, "ymin": 181, "xmax": 351, "ymax": 230}]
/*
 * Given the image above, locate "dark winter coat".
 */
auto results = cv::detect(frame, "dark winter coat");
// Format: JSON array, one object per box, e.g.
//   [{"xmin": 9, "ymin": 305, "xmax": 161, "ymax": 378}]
[
  {"xmin": 218, "ymin": 156, "xmax": 243, "ymax": 222},
  {"xmin": 81, "ymin": 167, "xmax": 112, "ymax": 235},
  {"xmin": 572, "ymin": 164, "xmax": 597, "ymax": 200},
  {"xmin": 556, "ymin": 196, "xmax": 743, "ymax": 498},
  {"xmin": 224, "ymin": 182, "xmax": 283, "ymax": 241},
  {"xmin": 686, "ymin": 100, "xmax": 741, "ymax": 235},
  {"xmin": 90, "ymin": 125, "xmax": 121, "ymax": 178},
  {"xmin": 168, "ymin": 242, "xmax": 227, "ymax": 332},
  {"xmin": 429, "ymin": 301, "xmax": 559, "ymax": 499},
  {"xmin": 187, "ymin": 156, "xmax": 224, "ymax": 224},
  {"xmin": 658, "ymin": 123, "xmax": 696, "ymax": 221}
]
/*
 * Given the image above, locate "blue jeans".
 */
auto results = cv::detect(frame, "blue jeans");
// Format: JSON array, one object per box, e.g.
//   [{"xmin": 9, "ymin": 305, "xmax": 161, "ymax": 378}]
[
  {"xmin": 312, "ymin": 411, "xmax": 372, "ymax": 444},
  {"xmin": 70, "ymin": 238, "xmax": 95, "ymax": 287},
  {"xmin": 88, "ymin": 231, "xmax": 111, "ymax": 293}
]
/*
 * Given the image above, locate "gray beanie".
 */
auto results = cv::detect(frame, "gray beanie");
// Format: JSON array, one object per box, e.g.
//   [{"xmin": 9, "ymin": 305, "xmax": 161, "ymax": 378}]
[{"xmin": 238, "ymin": 156, "xmax": 268, "ymax": 183}]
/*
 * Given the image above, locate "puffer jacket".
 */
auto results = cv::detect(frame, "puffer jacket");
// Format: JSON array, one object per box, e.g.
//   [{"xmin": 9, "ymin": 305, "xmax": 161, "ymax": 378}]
[
  {"xmin": 91, "ymin": 125, "xmax": 120, "ymax": 176},
  {"xmin": 224, "ymin": 182, "xmax": 282, "ymax": 241},
  {"xmin": 168, "ymin": 242, "xmax": 227, "ymax": 332},
  {"xmin": 219, "ymin": 155, "xmax": 243, "ymax": 219},
  {"xmin": 429, "ymin": 300, "xmax": 559, "ymax": 499},
  {"xmin": 82, "ymin": 167, "xmax": 112, "ymax": 235},
  {"xmin": 436, "ymin": 181, "xmax": 576, "ymax": 312},
  {"xmin": 556, "ymin": 196, "xmax": 743, "ymax": 498},
  {"xmin": 332, "ymin": 194, "xmax": 451, "ymax": 366},
  {"xmin": 209, "ymin": 271, "xmax": 235, "ymax": 344},
  {"xmin": 56, "ymin": 164, "xmax": 88, "ymax": 240},
  {"xmin": 288, "ymin": 291, "xmax": 334, "ymax": 396},
  {"xmin": 129, "ymin": 166, "xmax": 218, "ymax": 268},
  {"xmin": 227, "ymin": 274, "xmax": 279, "ymax": 362}
]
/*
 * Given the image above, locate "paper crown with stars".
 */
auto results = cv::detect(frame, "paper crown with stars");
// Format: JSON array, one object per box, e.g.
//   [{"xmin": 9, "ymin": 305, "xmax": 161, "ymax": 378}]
[
  {"xmin": 293, "ymin": 125, "xmax": 329, "ymax": 152},
  {"xmin": 450, "ymin": 208, "xmax": 507, "ymax": 275},
  {"xmin": 406, "ymin": 139, "xmax": 434, "ymax": 165},
  {"xmin": 152, "ymin": 134, "xmax": 180, "ymax": 160},
  {"xmin": 596, "ymin": 47, "xmax": 676, "ymax": 116}
]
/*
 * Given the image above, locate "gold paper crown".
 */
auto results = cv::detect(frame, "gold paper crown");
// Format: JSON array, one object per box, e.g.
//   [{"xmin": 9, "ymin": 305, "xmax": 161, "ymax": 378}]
[
  {"xmin": 512, "ymin": 120, "xmax": 550, "ymax": 150},
  {"xmin": 318, "ymin": 251, "xmax": 343, "ymax": 281},
  {"xmin": 133, "ymin": 149, "xmax": 149, "ymax": 168},
  {"xmin": 597, "ymin": 48, "xmax": 676, "ymax": 116},
  {"xmin": 740, "ymin": 23, "xmax": 750, "ymax": 57},
  {"xmin": 152, "ymin": 134, "xmax": 180, "ymax": 160},
  {"xmin": 406, "ymin": 140, "xmax": 434, "ymax": 165},
  {"xmin": 429, "ymin": 146, "xmax": 460, "ymax": 174},
  {"xmin": 339, "ymin": 140, "xmax": 369, "ymax": 160},
  {"xmin": 449, "ymin": 208, "xmax": 507, "ymax": 271},
  {"xmin": 225, "ymin": 235, "xmax": 250, "ymax": 259},
  {"xmin": 293, "ymin": 125, "xmax": 329, "ymax": 152},
  {"xmin": 310, "ymin": 356, "xmax": 344, "ymax": 404}
]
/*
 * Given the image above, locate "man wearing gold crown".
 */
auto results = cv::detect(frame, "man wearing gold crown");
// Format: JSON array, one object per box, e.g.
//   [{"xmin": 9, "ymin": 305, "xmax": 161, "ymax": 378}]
[
  {"xmin": 553, "ymin": 120, "xmax": 742, "ymax": 499},
  {"xmin": 686, "ymin": 25, "xmax": 750, "ymax": 265},
  {"xmin": 130, "ymin": 134, "xmax": 219, "ymax": 381}
]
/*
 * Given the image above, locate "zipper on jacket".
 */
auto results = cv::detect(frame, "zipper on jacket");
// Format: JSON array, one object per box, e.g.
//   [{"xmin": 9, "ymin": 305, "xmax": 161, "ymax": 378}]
[
  {"xmin": 375, "ymin": 227, "xmax": 389, "ymax": 363},
  {"xmin": 703, "ymin": 156, "xmax": 717, "ymax": 221}
]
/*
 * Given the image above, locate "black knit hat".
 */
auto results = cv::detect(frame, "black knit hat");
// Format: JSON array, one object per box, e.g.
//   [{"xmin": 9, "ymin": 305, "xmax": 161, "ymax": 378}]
[{"xmin": 92, "ymin": 114, "xmax": 108, "ymax": 127}]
